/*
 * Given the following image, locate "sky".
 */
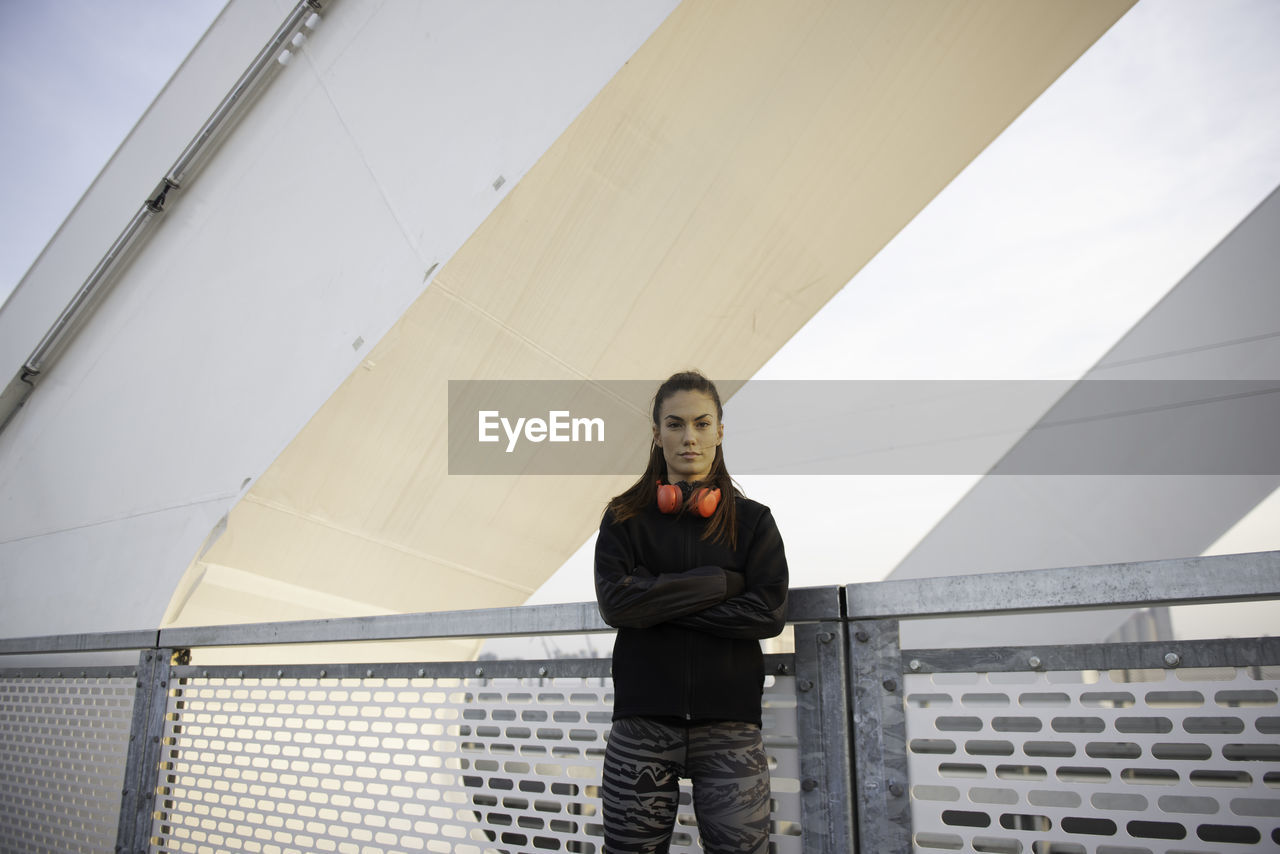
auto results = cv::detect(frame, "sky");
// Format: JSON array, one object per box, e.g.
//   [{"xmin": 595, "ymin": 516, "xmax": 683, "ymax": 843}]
[
  {"xmin": 744, "ymin": 0, "xmax": 1280, "ymax": 579},
  {"xmin": 2, "ymin": 0, "xmax": 1278, "ymax": 642},
  {"xmin": 0, "ymin": 0, "xmax": 227, "ymax": 305},
  {"xmin": 521, "ymin": 0, "xmax": 1280, "ymax": 639}
]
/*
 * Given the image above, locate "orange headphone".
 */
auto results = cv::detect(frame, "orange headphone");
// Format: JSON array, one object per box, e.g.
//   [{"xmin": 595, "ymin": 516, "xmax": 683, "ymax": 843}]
[{"xmin": 656, "ymin": 480, "xmax": 721, "ymax": 518}]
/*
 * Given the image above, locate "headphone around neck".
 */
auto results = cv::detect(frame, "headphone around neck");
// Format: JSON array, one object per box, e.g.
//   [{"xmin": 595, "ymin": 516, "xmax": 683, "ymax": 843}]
[{"xmin": 656, "ymin": 480, "xmax": 721, "ymax": 518}]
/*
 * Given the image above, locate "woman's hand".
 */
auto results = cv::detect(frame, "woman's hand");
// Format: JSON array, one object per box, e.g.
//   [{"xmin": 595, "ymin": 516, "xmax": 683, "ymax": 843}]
[
  {"xmin": 667, "ymin": 508, "xmax": 789, "ymax": 639},
  {"xmin": 724, "ymin": 570, "xmax": 747, "ymax": 599},
  {"xmin": 595, "ymin": 510, "xmax": 741, "ymax": 629}
]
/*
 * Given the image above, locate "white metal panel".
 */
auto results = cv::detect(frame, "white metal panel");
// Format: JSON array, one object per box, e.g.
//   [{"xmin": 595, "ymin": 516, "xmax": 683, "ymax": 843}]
[
  {"xmin": 0, "ymin": 0, "xmax": 1136, "ymax": 645},
  {"xmin": 0, "ymin": 674, "xmax": 136, "ymax": 852},
  {"xmin": 151, "ymin": 670, "xmax": 802, "ymax": 853},
  {"xmin": 0, "ymin": 0, "xmax": 681, "ymax": 638},
  {"xmin": 176, "ymin": 0, "xmax": 1137, "ymax": 639},
  {"xmin": 0, "ymin": 0, "xmax": 270, "ymax": 375},
  {"xmin": 907, "ymin": 666, "xmax": 1280, "ymax": 852}
]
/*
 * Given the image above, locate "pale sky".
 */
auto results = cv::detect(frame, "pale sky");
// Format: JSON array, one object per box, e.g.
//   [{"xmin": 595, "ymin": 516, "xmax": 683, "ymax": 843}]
[
  {"xmin": 524, "ymin": 0, "xmax": 1280, "ymax": 639},
  {"xmin": 0, "ymin": 0, "xmax": 227, "ymax": 305},
  {"xmin": 745, "ymin": 0, "xmax": 1280, "ymax": 583}
]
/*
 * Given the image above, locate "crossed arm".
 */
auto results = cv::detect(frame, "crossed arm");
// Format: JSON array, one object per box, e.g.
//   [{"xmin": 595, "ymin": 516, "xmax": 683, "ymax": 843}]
[{"xmin": 593, "ymin": 509, "xmax": 789, "ymax": 639}]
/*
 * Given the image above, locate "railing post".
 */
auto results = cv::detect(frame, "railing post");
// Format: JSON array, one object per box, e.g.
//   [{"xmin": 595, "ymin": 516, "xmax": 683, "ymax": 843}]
[
  {"xmin": 848, "ymin": 618, "xmax": 912, "ymax": 853},
  {"xmin": 115, "ymin": 648, "xmax": 172, "ymax": 854},
  {"xmin": 793, "ymin": 621, "xmax": 855, "ymax": 853}
]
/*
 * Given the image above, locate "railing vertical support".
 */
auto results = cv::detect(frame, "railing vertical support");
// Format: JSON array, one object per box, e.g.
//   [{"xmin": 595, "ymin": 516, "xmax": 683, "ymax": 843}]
[
  {"xmin": 793, "ymin": 621, "xmax": 855, "ymax": 853},
  {"xmin": 115, "ymin": 648, "xmax": 172, "ymax": 854},
  {"xmin": 848, "ymin": 619, "xmax": 912, "ymax": 853}
]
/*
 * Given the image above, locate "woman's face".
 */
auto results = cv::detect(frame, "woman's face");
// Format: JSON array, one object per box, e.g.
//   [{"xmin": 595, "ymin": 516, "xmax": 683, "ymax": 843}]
[{"xmin": 653, "ymin": 389, "xmax": 723, "ymax": 484}]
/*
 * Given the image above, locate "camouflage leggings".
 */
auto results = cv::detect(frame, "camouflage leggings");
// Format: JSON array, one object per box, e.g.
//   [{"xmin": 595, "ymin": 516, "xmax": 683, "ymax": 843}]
[{"xmin": 601, "ymin": 716, "xmax": 770, "ymax": 854}]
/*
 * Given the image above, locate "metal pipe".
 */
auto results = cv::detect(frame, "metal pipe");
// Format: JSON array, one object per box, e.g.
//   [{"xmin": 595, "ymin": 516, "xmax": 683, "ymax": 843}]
[
  {"xmin": 0, "ymin": 629, "xmax": 159, "ymax": 657},
  {"xmin": 847, "ymin": 548, "xmax": 1280, "ymax": 620},
  {"xmin": 23, "ymin": 207, "xmax": 158, "ymax": 376},
  {"xmin": 2, "ymin": 550, "xmax": 1277, "ymax": 655},
  {"xmin": 161, "ymin": 585, "xmax": 846, "ymax": 651},
  {"xmin": 0, "ymin": 586, "xmax": 845, "ymax": 655},
  {"xmin": 0, "ymin": 0, "xmax": 329, "ymax": 435},
  {"xmin": 167, "ymin": 0, "xmax": 324, "ymax": 188}
]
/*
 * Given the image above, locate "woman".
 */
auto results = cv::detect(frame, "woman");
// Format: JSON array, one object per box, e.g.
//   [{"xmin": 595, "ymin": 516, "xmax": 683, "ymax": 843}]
[{"xmin": 594, "ymin": 370, "xmax": 790, "ymax": 854}]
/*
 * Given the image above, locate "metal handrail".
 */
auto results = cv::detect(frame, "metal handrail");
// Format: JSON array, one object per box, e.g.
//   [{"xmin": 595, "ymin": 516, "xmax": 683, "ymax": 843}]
[
  {"xmin": 0, "ymin": 586, "xmax": 843, "ymax": 656},
  {"xmin": 846, "ymin": 548, "xmax": 1280, "ymax": 619},
  {"xmin": 1, "ymin": 550, "xmax": 1275, "ymax": 656}
]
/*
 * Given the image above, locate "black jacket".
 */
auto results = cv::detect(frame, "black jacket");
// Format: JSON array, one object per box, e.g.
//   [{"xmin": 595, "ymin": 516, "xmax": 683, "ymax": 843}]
[{"xmin": 594, "ymin": 495, "xmax": 789, "ymax": 725}]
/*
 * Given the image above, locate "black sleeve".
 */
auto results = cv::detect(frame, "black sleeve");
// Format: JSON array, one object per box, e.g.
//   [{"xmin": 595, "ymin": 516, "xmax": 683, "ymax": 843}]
[
  {"xmin": 669, "ymin": 507, "xmax": 789, "ymax": 639},
  {"xmin": 594, "ymin": 509, "xmax": 733, "ymax": 629}
]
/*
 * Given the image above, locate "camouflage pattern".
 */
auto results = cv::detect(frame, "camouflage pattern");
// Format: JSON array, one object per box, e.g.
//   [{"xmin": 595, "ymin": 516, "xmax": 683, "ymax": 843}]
[{"xmin": 602, "ymin": 717, "xmax": 771, "ymax": 853}]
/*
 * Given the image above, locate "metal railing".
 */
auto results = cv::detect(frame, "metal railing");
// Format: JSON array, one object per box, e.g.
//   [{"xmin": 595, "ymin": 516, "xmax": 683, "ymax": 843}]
[{"xmin": 1, "ymin": 550, "xmax": 1277, "ymax": 853}]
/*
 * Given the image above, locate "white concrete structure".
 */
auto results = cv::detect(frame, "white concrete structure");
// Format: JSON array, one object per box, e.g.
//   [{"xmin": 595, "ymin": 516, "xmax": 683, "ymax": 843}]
[{"xmin": 2, "ymin": 0, "xmax": 1275, "ymax": 658}]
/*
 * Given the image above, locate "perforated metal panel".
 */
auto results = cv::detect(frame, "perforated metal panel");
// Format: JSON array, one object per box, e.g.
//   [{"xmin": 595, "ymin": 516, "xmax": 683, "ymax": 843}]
[
  {"xmin": 906, "ymin": 665, "xmax": 1280, "ymax": 853},
  {"xmin": 0, "ymin": 672, "xmax": 137, "ymax": 853},
  {"xmin": 152, "ymin": 666, "xmax": 802, "ymax": 853}
]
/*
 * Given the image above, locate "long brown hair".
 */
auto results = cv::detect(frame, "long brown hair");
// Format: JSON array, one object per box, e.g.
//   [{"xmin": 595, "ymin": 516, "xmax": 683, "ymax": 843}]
[{"xmin": 606, "ymin": 370, "xmax": 739, "ymax": 548}]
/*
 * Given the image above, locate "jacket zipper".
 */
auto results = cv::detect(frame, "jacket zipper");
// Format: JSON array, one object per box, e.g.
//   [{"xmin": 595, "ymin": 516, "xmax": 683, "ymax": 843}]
[
  {"xmin": 684, "ymin": 632, "xmax": 693, "ymax": 720},
  {"xmin": 684, "ymin": 517, "xmax": 695, "ymax": 720}
]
